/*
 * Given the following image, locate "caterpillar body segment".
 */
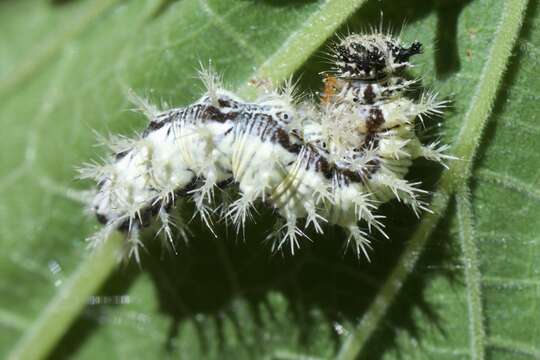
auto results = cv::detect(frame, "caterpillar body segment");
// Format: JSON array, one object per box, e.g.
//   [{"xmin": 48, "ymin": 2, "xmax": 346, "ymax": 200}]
[{"xmin": 329, "ymin": 32, "xmax": 422, "ymax": 80}]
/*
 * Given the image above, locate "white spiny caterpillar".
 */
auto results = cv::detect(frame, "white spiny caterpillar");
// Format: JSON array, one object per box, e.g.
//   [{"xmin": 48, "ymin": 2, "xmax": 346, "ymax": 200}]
[{"xmin": 80, "ymin": 31, "xmax": 452, "ymax": 261}]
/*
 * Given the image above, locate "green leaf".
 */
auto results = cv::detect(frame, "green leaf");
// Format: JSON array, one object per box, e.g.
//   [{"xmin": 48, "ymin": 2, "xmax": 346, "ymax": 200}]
[{"xmin": 1, "ymin": 0, "xmax": 536, "ymax": 359}]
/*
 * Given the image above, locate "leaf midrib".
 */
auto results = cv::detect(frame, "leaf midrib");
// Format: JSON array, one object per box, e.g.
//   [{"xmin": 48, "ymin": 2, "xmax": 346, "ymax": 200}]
[{"xmin": 457, "ymin": 186, "xmax": 486, "ymax": 360}]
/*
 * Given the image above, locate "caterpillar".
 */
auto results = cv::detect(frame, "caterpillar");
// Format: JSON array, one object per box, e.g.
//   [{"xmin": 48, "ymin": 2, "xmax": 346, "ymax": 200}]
[{"xmin": 80, "ymin": 31, "xmax": 452, "ymax": 262}]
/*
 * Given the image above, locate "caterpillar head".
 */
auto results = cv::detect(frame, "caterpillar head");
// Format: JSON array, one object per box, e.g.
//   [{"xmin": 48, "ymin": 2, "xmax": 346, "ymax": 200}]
[{"xmin": 331, "ymin": 34, "xmax": 422, "ymax": 80}]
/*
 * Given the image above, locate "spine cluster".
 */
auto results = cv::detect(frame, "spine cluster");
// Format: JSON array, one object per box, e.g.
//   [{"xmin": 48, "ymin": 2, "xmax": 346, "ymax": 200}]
[{"xmin": 81, "ymin": 32, "xmax": 452, "ymax": 261}]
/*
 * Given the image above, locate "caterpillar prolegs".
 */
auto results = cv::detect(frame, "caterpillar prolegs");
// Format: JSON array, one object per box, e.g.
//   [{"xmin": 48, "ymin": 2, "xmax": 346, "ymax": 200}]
[{"xmin": 81, "ymin": 32, "xmax": 452, "ymax": 261}]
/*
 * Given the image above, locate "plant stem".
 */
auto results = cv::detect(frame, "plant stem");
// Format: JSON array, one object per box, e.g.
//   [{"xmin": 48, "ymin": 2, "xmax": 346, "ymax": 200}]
[
  {"xmin": 237, "ymin": 0, "xmax": 368, "ymax": 99},
  {"xmin": 336, "ymin": 0, "xmax": 530, "ymax": 358},
  {"xmin": 7, "ymin": 232, "xmax": 124, "ymax": 360},
  {"xmin": 456, "ymin": 185, "xmax": 486, "ymax": 360}
]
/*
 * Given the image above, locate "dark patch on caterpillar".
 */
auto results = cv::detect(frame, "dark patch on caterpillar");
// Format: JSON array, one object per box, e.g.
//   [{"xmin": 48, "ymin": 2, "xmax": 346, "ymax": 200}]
[
  {"xmin": 151, "ymin": 102, "xmax": 241, "ymax": 137},
  {"xmin": 336, "ymin": 43, "xmax": 387, "ymax": 80},
  {"xmin": 312, "ymin": 153, "xmax": 334, "ymax": 180},
  {"xmin": 143, "ymin": 109, "xmax": 184, "ymax": 136},
  {"xmin": 144, "ymin": 101, "xmax": 238, "ymax": 137},
  {"xmin": 390, "ymin": 41, "xmax": 423, "ymax": 64},
  {"xmin": 146, "ymin": 120, "xmax": 167, "ymax": 132},
  {"xmin": 272, "ymin": 127, "xmax": 302, "ymax": 154},
  {"xmin": 252, "ymin": 115, "xmax": 275, "ymax": 139},
  {"xmin": 115, "ymin": 150, "xmax": 130, "ymax": 160},
  {"xmin": 330, "ymin": 166, "xmax": 364, "ymax": 186},
  {"xmin": 318, "ymin": 161, "xmax": 334, "ymax": 180},
  {"xmin": 201, "ymin": 105, "xmax": 240, "ymax": 123},
  {"xmin": 141, "ymin": 197, "xmax": 171, "ymax": 227},
  {"xmin": 381, "ymin": 88, "xmax": 395, "ymax": 98},
  {"xmin": 306, "ymin": 148, "xmax": 366, "ymax": 184},
  {"xmin": 340, "ymin": 168, "xmax": 364, "ymax": 183},
  {"xmin": 365, "ymin": 158, "xmax": 381, "ymax": 179},
  {"xmin": 216, "ymin": 178, "xmax": 234, "ymax": 189},
  {"xmin": 96, "ymin": 179, "xmax": 106, "ymax": 191},
  {"xmin": 118, "ymin": 219, "xmax": 130, "ymax": 232},
  {"xmin": 217, "ymin": 98, "xmax": 231, "ymax": 108},
  {"xmin": 303, "ymin": 144, "xmax": 334, "ymax": 180},
  {"xmin": 96, "ymin": 212, "xmax": 108, "ymax": 225},
  {"xmin": 239, "ymin": 113, "xmax": 302, "ymax": 155},
  {"xmin": 359, "ymin": 133, "xmax": 380, "ymax": 154},
  {"xmin": 363, "ymin": 84, "xmax": 376, "ymax": 104},
  {"xmin": 367, "ymin": 107, "xmax": 385, "ymax": 131}
]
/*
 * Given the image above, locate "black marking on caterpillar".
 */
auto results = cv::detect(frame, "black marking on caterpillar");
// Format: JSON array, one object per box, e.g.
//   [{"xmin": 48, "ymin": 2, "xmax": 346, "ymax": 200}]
[
  {"xmin": 80, "ymin": 32, "xmax": 453, "ymax": 262},
  {"xmin": 330, "ymin": 32, "xmax": 422, "ymax": 80}
]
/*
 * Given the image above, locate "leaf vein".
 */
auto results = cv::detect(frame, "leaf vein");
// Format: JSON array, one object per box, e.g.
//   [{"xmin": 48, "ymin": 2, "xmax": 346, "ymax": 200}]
[
  {"xmin": 487, "ymin": 336, "xmax": 540, "ymax": 358},
  {"xmin": 475, "ymin": 168, "xmax": 540, "ymax": 201},
  {"xmin": 198, "ymin": 0, "xmax": 265, "ymax": 62},
  {"xmin": 483, "ymin": 275, "xmax": 540, "ymax": 288}
]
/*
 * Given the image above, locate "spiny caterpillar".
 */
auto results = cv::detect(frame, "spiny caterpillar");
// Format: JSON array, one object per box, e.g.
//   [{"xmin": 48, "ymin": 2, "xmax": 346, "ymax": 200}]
[{"xmin": 80, "ymin": 31, "xmax": 452, "ymax": 262}]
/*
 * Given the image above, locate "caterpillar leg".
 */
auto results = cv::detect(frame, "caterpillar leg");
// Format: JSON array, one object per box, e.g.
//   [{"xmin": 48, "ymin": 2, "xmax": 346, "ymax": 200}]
[
  {"xmin": 276, "ymin": 213, "xmax": 306, "ymax": 254},
  {"xmin": 226, "ymin": 191, "xmax": 258, "ymax": 234},
  {"xmin": 157, "ymin": 207, "xmax": 177, "ymax": 253},
  {"xmin": 352, "ymin": 192, "xmax": 386, "ymax": 237},
  {"xmin": 408, "ymin": 138, "xmax": 456, "ymax": 167},
  {"xmin": 190, "ymin": 190, "xmax": 217, "ymax": 236},
  {"xmin": 346, "ymin": 225, "xmax": 372, "ymax": 260},
  {"xmin": 305, "ymin": 201, "xmax": 326, "ymax": 234},
  {"xmin": 127, "ymin": 223, "xmax": 144, "ymax": 264}
]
